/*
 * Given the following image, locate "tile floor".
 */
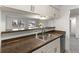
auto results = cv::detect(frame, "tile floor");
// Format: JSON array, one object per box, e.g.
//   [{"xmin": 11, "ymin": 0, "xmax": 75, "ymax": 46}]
[{"xmin": 70, "ymin": 35, "xmax": 79, "ymax": 53}]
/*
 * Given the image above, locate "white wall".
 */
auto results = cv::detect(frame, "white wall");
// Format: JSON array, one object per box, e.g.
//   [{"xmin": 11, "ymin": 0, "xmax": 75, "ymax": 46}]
[
  {"xmin": 48, "ymin": 5, "xmax": 79, "ymax": 52},
  {"xmin": 76, "ymin": 16, "xmax": 79, "ymax": 38},
  {"xmin": 0, "ymin": 8, "xmax": 1, "ymax": 52},
  {"xmin": 55, "ymin": 8, "xmax": 70, "ymax": 52}
]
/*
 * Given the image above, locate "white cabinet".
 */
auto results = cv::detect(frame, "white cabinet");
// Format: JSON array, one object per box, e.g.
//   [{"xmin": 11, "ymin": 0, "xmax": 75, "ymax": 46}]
[
  {"xmin": 34, "ymin": 5, "xmax": 49, "ymax": 16},
  {"xmin": 34, "ymin": 5, "xmax": 55, "ymax": 18},
  {"xmin": 47, "ymin": 6, "xmax": 55, "ymax": 18},
  {"xmin": 33, "ymin": 38, "xmax": 60, "ymax": 53},
  {"xmin": 54, "ymin": 9, "xmax": 60, "ymax": 19},
  {"xmin": 34, "ymin": 5, "xmax": 60, "ymax": 19},
  {"xmin": 4, "ymin": 5, "xmax": 31, "ymax": 12},
  {"xmin": 3, "ymin": 5, "xmax": 60, "ymax": 19}
]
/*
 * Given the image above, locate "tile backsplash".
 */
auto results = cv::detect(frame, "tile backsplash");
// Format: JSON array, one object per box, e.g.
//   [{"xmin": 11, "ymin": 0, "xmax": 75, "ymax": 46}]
[
  {"xmin": 1, "ymin": 11, "xmax": 50, "ymax": 31},
  {"xmin": 5, "ymin": 15, "xmax": 39, "ymax": 30}
]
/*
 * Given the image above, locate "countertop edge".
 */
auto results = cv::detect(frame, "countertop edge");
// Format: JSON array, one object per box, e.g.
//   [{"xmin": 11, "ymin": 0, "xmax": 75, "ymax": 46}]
[{"xmin": 1, "ymin": 27, "xmax": 55, "ymax": 34}]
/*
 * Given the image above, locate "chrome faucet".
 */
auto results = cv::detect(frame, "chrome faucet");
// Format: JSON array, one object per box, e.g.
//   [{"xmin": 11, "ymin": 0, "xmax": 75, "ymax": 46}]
[
  {"xmin": 35, "ymin": 27, "xmax": 45, "ymax": 39},
  {"xmin": 35, "ymin": 27, "xmax": 46, "ymax": 42},
  {"xmin": 41, "ymin": 27, "xmax": 45, "ymax": 40},
  {"xmin": 35, "ymin": 32, "xmax": 39, "ymax": 39}
]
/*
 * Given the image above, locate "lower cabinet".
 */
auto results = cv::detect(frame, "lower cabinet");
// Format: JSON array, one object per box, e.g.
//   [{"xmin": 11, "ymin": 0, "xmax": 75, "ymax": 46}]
[{"xmin": 32, "ymin": 38, "xmax": 60, "ymax": 53}]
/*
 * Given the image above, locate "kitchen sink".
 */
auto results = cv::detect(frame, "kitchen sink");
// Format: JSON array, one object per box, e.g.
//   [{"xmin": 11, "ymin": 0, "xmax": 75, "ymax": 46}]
[{"xmin": 35, "ymin": 33, "xmax": 56, "ymax": 42}]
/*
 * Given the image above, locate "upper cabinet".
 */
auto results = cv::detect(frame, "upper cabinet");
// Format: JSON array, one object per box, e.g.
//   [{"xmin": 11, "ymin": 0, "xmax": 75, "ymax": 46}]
[
  {"xmin": 3, "ymin": 5, "xmax": 60, "ymax": 19},
  {"xmin": 54, "ymin": 8, "xmax": 60, "ymax": 19},
  {"xmin": 34, "ymin": 5, "xmax": 55, "ymax": 18},
  {"xmin": 47, "ymin": 6, "xmax": 55, "ymax": 18},
  {"xmin": 4, "ymin": 5, "xmax": 31, "ymax": 12},
  {"xmin": 34, "ymin": 5, "xmax": 49, "ymax": 16}
]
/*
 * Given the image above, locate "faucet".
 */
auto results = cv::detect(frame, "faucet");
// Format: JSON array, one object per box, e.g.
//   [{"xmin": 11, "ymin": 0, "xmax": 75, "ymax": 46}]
[
  {"xmin": 35, "ymin": 27, "xmax": 46, "ymax": 40},
  {"xmin": 41, "ymin": 27, "xmax": 45, "ymax": 40},
  {"xmin": 35, "ymin": 32, "xmax": 39, "ymax": 39}
]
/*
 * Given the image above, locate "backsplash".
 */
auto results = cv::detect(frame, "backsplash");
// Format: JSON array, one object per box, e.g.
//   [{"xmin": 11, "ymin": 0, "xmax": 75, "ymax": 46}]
[{"xmin": 1, "ymin": 11, "xmax": 50, "ymax": 31}]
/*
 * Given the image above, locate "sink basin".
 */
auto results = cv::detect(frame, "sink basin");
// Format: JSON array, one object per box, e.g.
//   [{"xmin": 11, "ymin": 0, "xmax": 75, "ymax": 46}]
[
  {"xmin": 35, "ymin": 34, "xmax": 55, "ymax": 42},
  {"xmin": 38, "ymin": 35, "xmax": 48, "ymax": 40}
]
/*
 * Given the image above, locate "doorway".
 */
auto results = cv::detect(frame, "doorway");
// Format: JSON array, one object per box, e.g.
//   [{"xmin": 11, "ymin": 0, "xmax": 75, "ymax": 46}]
[
  {"xmin": 70, "ymin": 8, "xmax": 79, "ymax": 53},
  {"xmin": 70, "ymin": 17, "xmax": 76, "ymax": 37}
]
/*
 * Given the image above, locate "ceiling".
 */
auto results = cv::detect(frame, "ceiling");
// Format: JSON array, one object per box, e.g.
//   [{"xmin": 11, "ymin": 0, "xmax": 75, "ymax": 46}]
[{"xmin": 51, "ymin": 5, "xmax": 63, "ymax": 10}]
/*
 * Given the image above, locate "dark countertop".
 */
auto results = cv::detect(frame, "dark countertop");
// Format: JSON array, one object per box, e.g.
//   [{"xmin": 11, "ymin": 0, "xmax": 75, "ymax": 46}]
[
  {"xmin": 1, "ymin": 27, "xmax": 55, "ymax": 34},
  {"xmin": 1, "ymin": 30, "xmax": 65, "ymax": 53}
]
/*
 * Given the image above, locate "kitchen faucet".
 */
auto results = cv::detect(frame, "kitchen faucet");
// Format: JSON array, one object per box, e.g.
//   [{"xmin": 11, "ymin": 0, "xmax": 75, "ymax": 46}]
[
  {"xmin": 41, "ymin": 27, "xmax": 46, "ymax": 40},
  {"xmin": 35, "ymin": 27, "xmax": 46, "ymax": 40}
]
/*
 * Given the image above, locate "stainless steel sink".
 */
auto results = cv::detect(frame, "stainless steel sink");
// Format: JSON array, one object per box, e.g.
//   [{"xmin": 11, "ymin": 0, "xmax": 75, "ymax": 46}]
[
  {"xmin": 35, "ymin": 33, "xmax": 55, "ymax": 42},
  {"xmin": 35, "ymin": 27, "xmax": 56, "ymax": 42},
  {"xmin": 38, "ymin": 35, "xmax": 48, "ymax": 40}
]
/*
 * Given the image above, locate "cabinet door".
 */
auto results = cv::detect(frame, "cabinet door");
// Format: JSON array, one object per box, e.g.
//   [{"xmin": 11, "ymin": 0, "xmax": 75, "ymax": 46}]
[
  {"xmin": 34, "ymin": 5, "xmax": 49, "ymax": 16},
  {"xmin": 33, "ymin": 38, "xmax": 60, "ymax": 53},
  {"xmin": 34, "ymin": 5, "xmax": 55, "ymax": 18},
  {"xmin": 44, "ymin": 38, "xmax": 60, "ymax": 53},
  {"xmin": 4, "ymin": 5, "xmax": 31, "ymax": 12},
  {"xmin": 47, "ymin": 6, "xmax": 55, "ymax": 18},
  {"xmin": 32, "ymin": 45, "xmax": 46, "ymax": 53},
  {"xmin": 43, "ymin": 40, "xmax": 57, "ymax": 53},
  {"xmin": 54, "ymin": 8, "xmax": 60, "ymax": 19},
  {"xmin": 54, "ymin": 38, "xmax": 60, "ymax": 53}
]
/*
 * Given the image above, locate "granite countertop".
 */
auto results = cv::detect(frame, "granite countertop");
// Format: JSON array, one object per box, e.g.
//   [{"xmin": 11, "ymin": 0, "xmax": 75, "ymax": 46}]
[
  {"xmin": 1, "ymin": 30, "xmax": 65, "ymax": 53},
  {"xmin": 1, "ymin": 27, "xmax": 55, "ymax": 34}
]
